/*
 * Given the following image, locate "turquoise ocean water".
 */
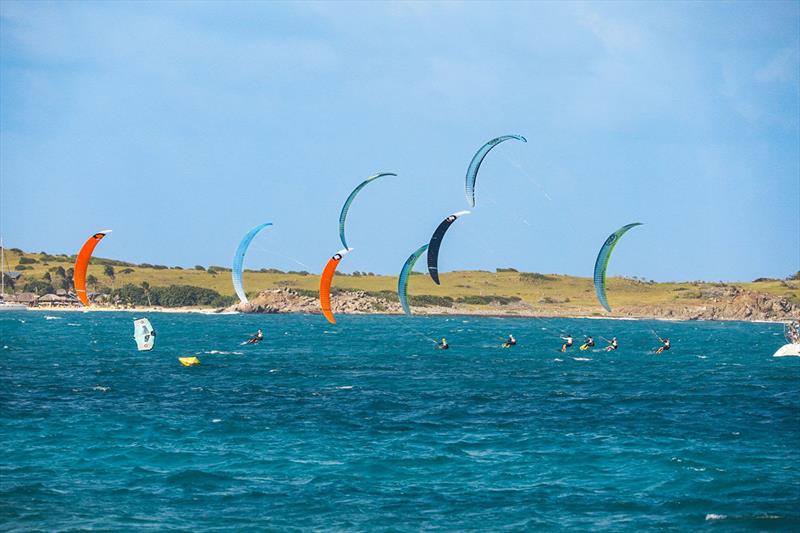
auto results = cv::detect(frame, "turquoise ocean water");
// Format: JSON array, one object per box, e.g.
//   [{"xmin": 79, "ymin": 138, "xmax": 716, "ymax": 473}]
[{"xmin": 1, "ymin": 311, "xmax": 798, "ymax": 531}]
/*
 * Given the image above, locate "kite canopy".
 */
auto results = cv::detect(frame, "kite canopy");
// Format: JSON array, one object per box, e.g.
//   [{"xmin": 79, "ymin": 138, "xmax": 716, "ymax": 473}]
[
  {"xmin": 73, "ymin": 230, "xmax": 111, "ymax": 306},
  {"xmin": 427, "ymin": 211, "xmax": 470, "ymax": 285},
  {"xmin": 232, "ymin": 222, "xmax": 273, "ymax": 304},
  {"xmin": 465, "ymin": 135, "xmax": 527, "ymax": 207},
  {"xmin": 593, "ymin": 223, "xmax": 643, "ymax": 312},
  {"xmin": 339, "ymin": 172, "xmax": 396, "ymax": 249},
  {"xmin": 319, "ymin": 248, "xmax": 351, "ymax": 324},
  {"xmin": 398, "ymin": 244, "xmax": 428, "ymax": 316}
]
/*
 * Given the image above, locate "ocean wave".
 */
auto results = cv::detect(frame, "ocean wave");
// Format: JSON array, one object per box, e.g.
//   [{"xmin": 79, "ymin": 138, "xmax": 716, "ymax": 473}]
[
  {"xmin": 165, "ymin": 469, "xmax": 238, "ymax": 488},
  {"xmin": 44, "ymin": 316, "xmax": 62, "ymax": 320}
]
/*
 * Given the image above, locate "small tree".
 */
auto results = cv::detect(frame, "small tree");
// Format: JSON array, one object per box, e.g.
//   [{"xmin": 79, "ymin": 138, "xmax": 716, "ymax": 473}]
[
  {"xmin": 1, "ymin": 272, "xmax": 16, "ymax": 292},
  {"xmin": 104, "ymin": 265, "xmax": 116, "ymax": 289},
  {"xmin": 141, "ymin": 281, "xmax": 152, "ymax": 306},
  {"xmin": 87, "ymin": 274, "xmax": 98, "ymax": 292}
]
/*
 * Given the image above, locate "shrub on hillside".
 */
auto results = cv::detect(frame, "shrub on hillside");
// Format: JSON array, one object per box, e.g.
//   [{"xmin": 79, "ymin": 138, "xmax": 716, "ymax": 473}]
[
  {"xmin": 456, "ymin": 295, "xmax": 522, "ymax": 305},
  {"xmin": 111, "ymin": 284, "xmax": 234, "ymax": 307},
  {"xmin": 520, "ymin": 272, "xmax": 556, "ymax": 283},
  {"xmin": 23, "ymin": 280, "xmax": 54, "ymax": 295},
  {"xmin": 365, "ymin": 290, "xmax": 399, "ymax": 302},
  {"xmin": 409, "ymin": 295, "xmax": 454, "ymax": 307},
  {"xmin": 538, "ymin": 296, "xmax": 569, "ymax": 304},
  {"xmin": 17, "ymin": 257, "xmax": 37, "ymax": 264}
]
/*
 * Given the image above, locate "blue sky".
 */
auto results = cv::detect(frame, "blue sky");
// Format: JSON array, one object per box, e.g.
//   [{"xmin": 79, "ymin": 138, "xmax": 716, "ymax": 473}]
[{"xmin": 1, "ymin": 1, "xmax": 798, "ymax": 281}]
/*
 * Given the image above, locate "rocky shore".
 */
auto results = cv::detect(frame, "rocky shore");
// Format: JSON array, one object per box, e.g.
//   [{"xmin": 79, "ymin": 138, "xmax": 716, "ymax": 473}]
[{"xmin": 228, "ymin": 287, "xmax": 799, "ymax": 322}]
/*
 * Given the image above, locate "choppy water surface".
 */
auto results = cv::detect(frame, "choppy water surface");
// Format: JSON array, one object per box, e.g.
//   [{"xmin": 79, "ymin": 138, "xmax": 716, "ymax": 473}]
[{"xmin": 1, "ymin": 311, "xmax": 798, "ymax": 531}]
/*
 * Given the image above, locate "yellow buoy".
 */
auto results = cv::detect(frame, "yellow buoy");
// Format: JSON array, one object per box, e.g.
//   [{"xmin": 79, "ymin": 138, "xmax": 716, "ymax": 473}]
[{"xmin": 179, "ymin": 357, "xmax": 200, "ymax": 366}]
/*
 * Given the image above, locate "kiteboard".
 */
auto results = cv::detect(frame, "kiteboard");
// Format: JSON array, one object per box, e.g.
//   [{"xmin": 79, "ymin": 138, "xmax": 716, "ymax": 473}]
[
  {"xmin": 133, "ymin": 318, "xmax": 155, "ymax": 351},
  {"xmin": 773, "ymin": 344, "xmax": 800, "ymax": 357},
  {"xmin": 579, "ymin": 344, "xmax": 590, "ymax": 351},
  {"xmin": 179, "ymin": 357, "xmax": 200, "ymax": 366}
]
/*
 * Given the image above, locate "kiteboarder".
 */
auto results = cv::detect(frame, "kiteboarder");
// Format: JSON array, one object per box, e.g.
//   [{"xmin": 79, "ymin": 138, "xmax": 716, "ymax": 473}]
[
  {"xmin": 655, "ymin": 337, "xmax": 671, "ymax": 354},
  {"xmin": 503, "ymin": 334, "xmax": 517, "ymax": 348},
  {"xmin": 246, "ymin": 329, "xmax": 264, "ymax": 345},
  {"xmin": 604, "ymin": 337, "xmax": 619, "ymax": 351},
  {"xmin": 580, "ymin": 336, "xmax": 595, "ymax": 350},
  {"xmin": 438, "ymin": 337, "xmax": 450, "ymax": 350},
  {"xmin": 560, "ymin": 334, "xmax": 573, "ymax": 352}
]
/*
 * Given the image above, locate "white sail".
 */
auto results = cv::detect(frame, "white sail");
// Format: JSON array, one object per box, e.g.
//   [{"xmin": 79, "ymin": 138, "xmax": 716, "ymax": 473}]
[{"xmin": 134, "ymin": 318, "xmax": 155, "ymax": 351}]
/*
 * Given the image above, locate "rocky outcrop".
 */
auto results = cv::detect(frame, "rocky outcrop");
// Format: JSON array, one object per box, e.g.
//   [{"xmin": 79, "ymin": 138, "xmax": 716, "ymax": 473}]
[
  {"xmin": 228, "ymin": 288, "xmax": 402, "ymax": 315},
  {"xmin": 684, "ymin": 287, "xmax": 798, "ymax": 321},
  {"xmin": 229, "ymin": 286, "xmax": 798, "ymax": 322},
  {"xmin": 614, "ymin": 286, "xmax": 799, "ymax": 321}
]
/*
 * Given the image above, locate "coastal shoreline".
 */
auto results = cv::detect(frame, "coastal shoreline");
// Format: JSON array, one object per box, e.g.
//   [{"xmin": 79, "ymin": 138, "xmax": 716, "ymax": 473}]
[{"xmin": 18, "ymin": 306, "xmax": 788, "ymax": 324}]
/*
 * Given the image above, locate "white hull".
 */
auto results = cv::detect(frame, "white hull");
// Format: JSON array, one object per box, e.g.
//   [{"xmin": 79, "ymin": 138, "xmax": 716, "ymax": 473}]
[
  {"xmin": 773, "ymin": 344, "xmax": 800, "ymax": 357},
  {"xmin": 0, "ymin": 303, "xmax": 28, "ymax": 311}
]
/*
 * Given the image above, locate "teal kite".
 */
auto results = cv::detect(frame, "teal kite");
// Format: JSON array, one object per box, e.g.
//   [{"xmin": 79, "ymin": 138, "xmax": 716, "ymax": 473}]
[
  {"xmin": 465, "ymin": 135, "xmax": 526, "ymax": 207},
  {"xmin": 232, "ymin": 222, "xmax": 273, "ymax": 304},
  {"xmin": 593, "ymin": 223, "xmax": 643, "ymax": 312},
  {"xmin": 339, "ymin": 172, "xmax": 396, "ymax": 249},
  {"xmin": 398, "ymin": 244, "xmax": 428, "ymax": 316}
]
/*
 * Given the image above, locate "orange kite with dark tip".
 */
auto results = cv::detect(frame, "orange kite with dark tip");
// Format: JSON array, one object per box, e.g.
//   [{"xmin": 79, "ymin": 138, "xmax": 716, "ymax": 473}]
[
  {"xmin": 73, "ymin": 230, "xmax": 111, "ymax": 306},
  {"xmin": 319, "ymin": 248, "xmax": 351, "ymax": 324}
]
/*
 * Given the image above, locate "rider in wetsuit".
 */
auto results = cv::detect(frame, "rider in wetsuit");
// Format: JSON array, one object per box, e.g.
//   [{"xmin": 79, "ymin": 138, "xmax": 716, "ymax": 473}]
[
  {"xmin": 604, "ymin": 337, "xmax": 619, "ymax": 351},
  {"xmin": 560, "ymin": 334, "xmax": 574, "ymax": 352},
  {"xmin": 655, "ymin": 337, "xmax": 671, "ymax": 354},
  {"xmin": 246, "ymin": 329, "xmax": 264, "ymax": 344}
]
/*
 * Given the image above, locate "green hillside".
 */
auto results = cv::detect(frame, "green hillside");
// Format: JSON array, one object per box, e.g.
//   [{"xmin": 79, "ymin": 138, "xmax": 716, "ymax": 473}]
[{"xmin": 2, "ymin": 247, "xmax": 798, "ymax": 311}]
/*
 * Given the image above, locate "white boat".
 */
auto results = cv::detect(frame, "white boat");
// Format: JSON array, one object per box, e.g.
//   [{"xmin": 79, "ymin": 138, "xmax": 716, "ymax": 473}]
[
  {"xmin": 773, "ymin": 344, "xmax": 800, "ymax": 357},
  {"xmin": 773, "ymin": 321, "xmax": 800, "ymax": 357},
  {"xmin": 0, "ymin": 238, "xmax": 28, "ymax": 311}
]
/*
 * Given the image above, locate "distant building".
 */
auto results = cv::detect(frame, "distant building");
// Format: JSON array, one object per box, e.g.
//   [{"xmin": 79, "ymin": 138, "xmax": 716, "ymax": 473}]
[
  {"xmin": 38, "ymin": 293, "xmax": 80, "ymax": 307},
  {"xmin": 6, "ymin": 292, "xmax": 38, "ymax": 306}
]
